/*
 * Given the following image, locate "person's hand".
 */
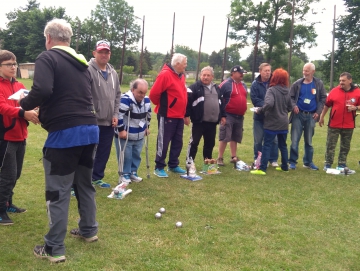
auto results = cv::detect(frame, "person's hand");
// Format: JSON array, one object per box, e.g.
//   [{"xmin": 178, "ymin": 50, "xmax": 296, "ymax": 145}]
[
  {"xmin": 119, "ymin": 130, "xmax": 127, "ymax": 139},
  {"xmin": 293, "ymin": 106, "xmax": 299, "ymax": 114},
  {"xmin": 184, "ymin": 117, "xmax": 190, "ymax": 126},
  {"xmin": 319, "ymin": 116, "xmax": 324, "ymax": 127},
  {"xmin": 112, "ymin": 117, "xmax": 118, "ymax": 127},
  {"xmin": 145, "ymin": 128, "xmax": 150, "ymax": 136},
  {"xmin": 24, "ymin": 110, "xmax": 40, "ymax": 125},
  {"xmin": 220, "ymin": 117, "xmax": 226, "ymax": 126},
  {"xmin": 313, "ymin": 113, "xmax": 319, "ymax": 120}
]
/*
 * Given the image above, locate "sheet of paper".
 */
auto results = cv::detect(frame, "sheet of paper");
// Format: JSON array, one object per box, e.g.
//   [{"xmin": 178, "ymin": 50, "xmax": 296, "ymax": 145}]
[{"xmin": 8, "ymin": 89, "xmax": 29, "ymax": 100}]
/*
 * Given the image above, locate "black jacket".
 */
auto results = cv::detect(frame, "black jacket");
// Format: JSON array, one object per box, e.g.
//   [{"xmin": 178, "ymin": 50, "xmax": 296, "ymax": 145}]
[
  {"xmin": 186, "ymin": 80, "xmax": 226, "ymax": 123},
  {"xmin": 20, "ymin": 47, "xmax": 97, "ymax": 132}
]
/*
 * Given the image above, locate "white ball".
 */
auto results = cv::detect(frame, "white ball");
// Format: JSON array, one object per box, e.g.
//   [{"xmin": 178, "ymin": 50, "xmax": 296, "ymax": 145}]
[
  {"xmin": 175, "ymin": 221, "xmax": 183, "ymax": 228},
  {"xmin": 155, "ymin": 212, "xmax": 162, "ymax": 219},
  {"xmin": 159, "ymin": 207, "xmax": 166, "ymax": 214},
  {"xmin": 114, "ymin": 190, "xmax": 119, "ymax": 195}
]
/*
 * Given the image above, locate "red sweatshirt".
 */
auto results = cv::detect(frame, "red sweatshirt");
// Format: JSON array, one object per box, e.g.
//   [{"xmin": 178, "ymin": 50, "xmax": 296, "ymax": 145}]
[
  {"xmin": 149, "ymin": 64, "xmax": 187, "ymax": 118},
  {"xmin": 0, "ymin": 77, "xmax": 28, "ymax": 141}
]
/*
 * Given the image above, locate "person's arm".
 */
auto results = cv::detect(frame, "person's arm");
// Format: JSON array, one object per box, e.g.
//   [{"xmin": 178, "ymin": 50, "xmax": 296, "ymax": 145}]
[
  {"xmin": 315, "ymin": 79, "xmax": 328, "ymax": 120},
  {"xmin": 117, "ymin": 96, "xmax": 130, "ymax": 139},
  {"xmin": 258, "ymin": 88, "xmax": 274, "ymax": 114},
  {"xmin": 289, "ymin": 81, "xmax": 299, "ymax": 114},
  {"xmin": 20, "ymin": 54, "xmax": 53, "ymax": 110},
  {"xmin": 319, "ymin": 105, "xmax": 329, "ymax": 127},
  {"xmin": 149, "ymin": 72, "xmax": 166, "ymax": 105},
  {"xmin": 250, "ymin": 82, "xmax": 264, "ymax": 107}
]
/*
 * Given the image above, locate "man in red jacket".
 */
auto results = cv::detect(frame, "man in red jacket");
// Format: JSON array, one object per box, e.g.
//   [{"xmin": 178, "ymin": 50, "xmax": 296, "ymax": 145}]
[
  {"xmin": 319, "ymin": 72, "xmax": 360, "ymax": 171},
  {"xmin": 149, "ymin": 53, "xmax": 188, "ymax": 178},
  {"xmin": 0, "ymin": 50, "xmax": 39, "ymax": 225}
]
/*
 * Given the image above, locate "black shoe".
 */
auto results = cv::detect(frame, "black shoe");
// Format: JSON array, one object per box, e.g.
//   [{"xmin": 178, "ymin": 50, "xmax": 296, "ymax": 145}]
[
  {"xmin": 70, "ymin": 228, "xmax": 98, "ymax": 242},
  {"xmin": 33, "ymin": 245, "xmax": 66, "ymax": 263},
  {"xmin": 0, "ymin": 212, "xmax": 14, "ymax": 225},
  {"xmin": 7, "ymin": 204, "xmax": 27, "ymax": 213}
]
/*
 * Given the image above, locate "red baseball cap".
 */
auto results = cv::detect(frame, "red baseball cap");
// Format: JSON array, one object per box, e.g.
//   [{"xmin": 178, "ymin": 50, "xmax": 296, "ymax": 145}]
[{"xmin": 95, "ymin": 40, "xmax": 110, "ymax": 51}]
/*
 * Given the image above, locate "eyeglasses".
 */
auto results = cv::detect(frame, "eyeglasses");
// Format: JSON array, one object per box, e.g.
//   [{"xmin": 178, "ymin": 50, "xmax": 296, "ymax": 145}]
[{"xmin": 0, "ymin": 63, "xmax": 18, "ymax": 68}]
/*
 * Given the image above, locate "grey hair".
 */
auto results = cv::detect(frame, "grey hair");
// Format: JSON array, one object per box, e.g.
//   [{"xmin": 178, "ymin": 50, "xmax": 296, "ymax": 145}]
[
  {"xmin": 304, "ymin": 62, "xmax": 315, "ymax": 71},
  {"xmin": 44, "ymin": 18, "xmax": 73, "ymax": 43},
  {"xmin": 171, "ymin": 53, "xmax": 187, "ymax": 66},
  {"xmin": 131, "ymin": 78, "xmax": 149, "ymax": 90},
  {"xmin": 340, "ymin": 72, "xmax": 352, "ymax": 79},
  {"xmin": 201, "ymin": 66, "xmax": 214, "ymax": 76}
]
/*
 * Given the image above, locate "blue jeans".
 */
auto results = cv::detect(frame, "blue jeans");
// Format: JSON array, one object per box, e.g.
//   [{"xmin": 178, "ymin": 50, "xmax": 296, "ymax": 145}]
[
  {"xmin": 289, "ymin": 112, "xmax": 315, "ymax": 165},
  {"xmin": 114, "ymin": 136, "xmax": 144, "ymax": 175},
  {"xmin": 260, "ymin": 132, "xmax": 288, "ymax": 172},
  {"xmin": 253, "ymin": 119, "xmax": 278, "ymax": 162}
]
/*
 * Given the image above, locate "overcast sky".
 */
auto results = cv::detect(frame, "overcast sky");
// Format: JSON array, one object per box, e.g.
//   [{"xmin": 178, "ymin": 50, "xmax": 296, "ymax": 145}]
[{"xmin": 0, "ymin": 0, "xmax": 347, "ymax": 61}]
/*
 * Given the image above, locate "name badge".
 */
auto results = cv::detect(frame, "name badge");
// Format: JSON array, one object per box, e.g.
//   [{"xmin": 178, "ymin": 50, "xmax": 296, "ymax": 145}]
[
  {"xmin": 304, "ymin": 98, "xmax": 311, "ymax": 104},
  {"xmin": 139, "ymin": 120, "xmax": 145, "ymax": 128},
  {"xmin": 312, "ymin": 88, "xmax": 316, "ymax": 95}
]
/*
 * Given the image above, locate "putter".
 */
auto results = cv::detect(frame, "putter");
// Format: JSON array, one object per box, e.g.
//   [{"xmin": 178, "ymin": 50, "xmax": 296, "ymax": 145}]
[{"xmin": 145, "ymin": 111, "xmax": 150, "ymax": 179}]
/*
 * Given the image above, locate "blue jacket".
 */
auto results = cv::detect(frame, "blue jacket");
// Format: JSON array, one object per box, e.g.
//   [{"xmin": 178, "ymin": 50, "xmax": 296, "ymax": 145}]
[
  {"xmin": 116, "ymin": 90, "xmax": 151, "ymax": 141},
  {"xmin": 250, "ymin": 74, "xmax": 271, "ymax": 121}
]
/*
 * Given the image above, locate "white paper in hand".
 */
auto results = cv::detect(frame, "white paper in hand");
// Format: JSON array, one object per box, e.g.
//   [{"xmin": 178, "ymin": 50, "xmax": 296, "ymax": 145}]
[
  {"xmin": 250, "ymin": 107, "xmax": 258, "ymax": 112},
  {"xmin": 8, "ymin": 89, "xmax": 29, "ymax": 100}
]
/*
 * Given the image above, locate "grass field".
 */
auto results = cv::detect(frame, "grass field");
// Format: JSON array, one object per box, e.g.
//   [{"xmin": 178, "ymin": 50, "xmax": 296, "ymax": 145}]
[{"xmin": 1, "ymin": 79, "xmax": 360, "ymax": 270}]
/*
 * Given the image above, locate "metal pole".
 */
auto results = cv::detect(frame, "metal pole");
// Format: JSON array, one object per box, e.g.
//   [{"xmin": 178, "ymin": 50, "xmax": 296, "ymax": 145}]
[
  {"xmin": 119, "ymin": 17, "xmax": 128, "ymax": 85},
  {"xmin": 139, "ymin": 15, "xmax": 145, "ymax": 78},
  {"xmin": 287, "ymin": 0, "xmax": 295, "ymax": 82},
  {"xmin": 330, "ymin": 5, "xmax": 336, "ymax": 90},
  {"xmin": 171, "ymin": 12, "xmax": 175, "ymax": 57},
  {"xmin": 76, "ymin": 20, "xmax": 81, "ymax": 53},
  {"xmin": 221, "ymin": 18, "xmax": 230, "ymax": 82},
  {"xmin": 252, "ymin": 2, "xmax": 262, "ymax": 82},
  {"xmin": 196, "ymin": 16, "xmax": 205, "ymax": 81}
]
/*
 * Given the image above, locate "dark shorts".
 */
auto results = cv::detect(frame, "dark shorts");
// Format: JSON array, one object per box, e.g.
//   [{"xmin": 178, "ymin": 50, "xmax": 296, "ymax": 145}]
[{"xmin": 219, "ymin": 114, "xmax": 244, "ymax": 143}]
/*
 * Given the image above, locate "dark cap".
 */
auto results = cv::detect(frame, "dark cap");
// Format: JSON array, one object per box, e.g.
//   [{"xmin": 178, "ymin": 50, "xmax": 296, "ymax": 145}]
[
  {"xmin": 94, "ymin": 40, "xmax": 110, "ymax": 51},
  {"xmin": 231, "ymin": 65, "xmax": 247, "ymax": 74}
]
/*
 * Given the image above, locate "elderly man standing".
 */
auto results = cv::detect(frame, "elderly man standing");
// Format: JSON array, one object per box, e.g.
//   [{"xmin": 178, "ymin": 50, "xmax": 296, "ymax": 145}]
[
  {"xmin": 186, "ymin": 66, "xmax": 226, "ymax": 161},
  {"xmin": 149, "ymin": 53, "xmax": 188, "ymax": 178},
  {"xmin": 216, "ymin": 65, "xmax": 248, "ymax": 166},
  {"xmin": 250, "ymin": 63, "xmax": 278, "ymax": 167},
  {"xmin": 20, "ymin": 19, "xmax": 98, "ymax": 263},
  {"xmin": 319, "ymin": 72, "xmax": 360, "ymax": 171},
  {"xmin": 288, "ymin": 63, "xmax": 327, "ymax": 170},
  {"xmin": 89, "ymin": 40, "xmax": 121, "ymax": 188}
]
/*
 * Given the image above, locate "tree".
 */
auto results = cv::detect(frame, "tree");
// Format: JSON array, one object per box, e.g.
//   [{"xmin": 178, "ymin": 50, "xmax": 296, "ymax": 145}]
[
  {"xmin": 229, "ymin": 0, "xmax": 318, "ymax": 66},
  {"xmin": 321, "ymin": 0, "xmax": 360, "ymax": 83},
  {"xmin": 0, "ymin": 0, "xmax": 68, "ymax": 63},
  {"xmin": 209, "ymin": 51, "xmax": 222, "ymax": 68}
]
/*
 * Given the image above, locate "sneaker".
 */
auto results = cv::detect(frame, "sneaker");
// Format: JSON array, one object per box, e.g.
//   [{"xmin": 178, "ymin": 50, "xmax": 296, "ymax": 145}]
[
  {"xmin": 130, "ymin": 173, "xmax": 143, "ymax": 183},
  {"xmin": 154, "ymin": 168, "xmax": 168, "ymax": 178},
  {"xmin": 168, "ymin": 166, "xmax": 186, "ymax": 174},
  {"xmin": 92, "ymin": 179, "xmax": 111, "ymax": 188},
  {"xmin": 230, "ymin": 156, "xmax": 239, "ymax": 163},
  {"xmin": 120, "ymin": 174, "xmax": 131, "ymax": 184},
  {"xmin": 270, "ymin": 161, "xmax": 279, "ymax": 167},
  {"xmin": 217, "ymin": 157, "xmax": 224, "ymax": 166},
  {"xmin": 276, "ymin": 167, "xmax": 289, "ymax": 172},
  {"xmin": 70, "ymin": 228, "xmax": 98, "ymax": 243},
  {"xmin": 289, "ymin": 163, "xmax": 296, "ymax": 170},
  {"xmin": 0, "ymin": 212, "xmax": 13, "ymax": 225},
  {"xmin": 6, "ymin": 204, "xmax": 26, "ymax": 213},
  {"xmin": 323, "ymin": 164, "xmax": 331, "ymax": 171},
  {"xmin": 303, "ymin": 163, "xmax": 319, "ymax": 170},
  {"xmin": 71, "ymin": 188, "xmax": 76, "ymax": 197},
  {"xmin": 33, "ymin": 245, "xmax": 66, "ymax": 263},
  {"xmin": 250, "ymin": 169, "xmax": 266, "ymax": 175}
]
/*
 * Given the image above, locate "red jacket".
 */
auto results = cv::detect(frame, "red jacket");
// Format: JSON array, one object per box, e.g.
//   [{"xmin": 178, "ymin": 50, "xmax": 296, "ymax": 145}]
[
  {"xmin": 149, "ymin": 64, "xmax": 187, "ymax": 118},
  {"xmin": 326, "ymin": 85, "xmax": 360, "ymax": 129},
  {"xmin": 219, "ymin": 78, "xmax": 248, "ymax": 116},
  {"xmin": 0, "ymin": 77, "xmax": 28, "ymax": 141}
]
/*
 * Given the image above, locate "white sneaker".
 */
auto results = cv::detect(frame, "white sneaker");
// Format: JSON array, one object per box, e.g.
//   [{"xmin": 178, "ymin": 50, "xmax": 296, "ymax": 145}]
[
  {"xmin": 270, "ymin": 162, "xmax": 279, "ymax": 167},
  {"xmin": 118, "ymin": 175, "xmax": 131, "ymax": 185},
  {"xmin": 130, "ymin": 173, "xmax": 143, "ymax": 183}
]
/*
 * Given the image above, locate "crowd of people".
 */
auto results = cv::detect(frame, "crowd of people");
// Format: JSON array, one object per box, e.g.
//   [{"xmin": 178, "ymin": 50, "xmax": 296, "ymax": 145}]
[{"xmin": 0, "ymin": 18, "xmax": 360, "ymax": 263}]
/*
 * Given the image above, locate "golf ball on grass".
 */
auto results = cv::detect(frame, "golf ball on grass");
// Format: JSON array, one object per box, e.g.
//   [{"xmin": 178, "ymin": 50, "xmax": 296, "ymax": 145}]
[
  {"xmin": 155, "ymin": 212, "xmax": 162, "ymax": 219},
  {"xmin": 159, "ymin": 207, "xmax": 166, "ymax": 214},
  {"xmin": 175, "ymin": 221, "xmax": 183, "ymax": 228},
  {"xmin": 114, "ymin": 190, "xmax": 119, "ymax": 195}
]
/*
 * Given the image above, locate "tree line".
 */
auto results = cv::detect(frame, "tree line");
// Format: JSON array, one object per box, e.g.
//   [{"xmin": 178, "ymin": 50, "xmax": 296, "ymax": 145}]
[{"xmin": 0, "ymin": 0, "xmax": 357, "ymax": 86}]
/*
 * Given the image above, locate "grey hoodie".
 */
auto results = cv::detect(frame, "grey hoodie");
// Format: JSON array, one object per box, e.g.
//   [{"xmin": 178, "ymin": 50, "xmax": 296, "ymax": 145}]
[
  {"xmin": 259, "ymin": 85, "xmax": 293, "ymax": 131},
  {"xmin": 88, "ymin": 58, "xmax": 121, "ymax": 126}
]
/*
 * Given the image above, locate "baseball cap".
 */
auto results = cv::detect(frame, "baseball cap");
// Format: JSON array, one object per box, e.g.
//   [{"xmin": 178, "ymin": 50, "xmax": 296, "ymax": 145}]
[
  {"xmin": 95, "ymin": 40, "xmax": 110, "ymax": 51},
  {"xmin": 231, "ymin": 65, "xmax": 247, "ymax": 74}
]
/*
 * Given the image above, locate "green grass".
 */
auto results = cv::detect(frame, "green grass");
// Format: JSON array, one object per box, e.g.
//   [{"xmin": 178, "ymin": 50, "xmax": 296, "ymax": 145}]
[{"xmin": 2, "ymin": 79, "xmax": 360, "ymax": 270}]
